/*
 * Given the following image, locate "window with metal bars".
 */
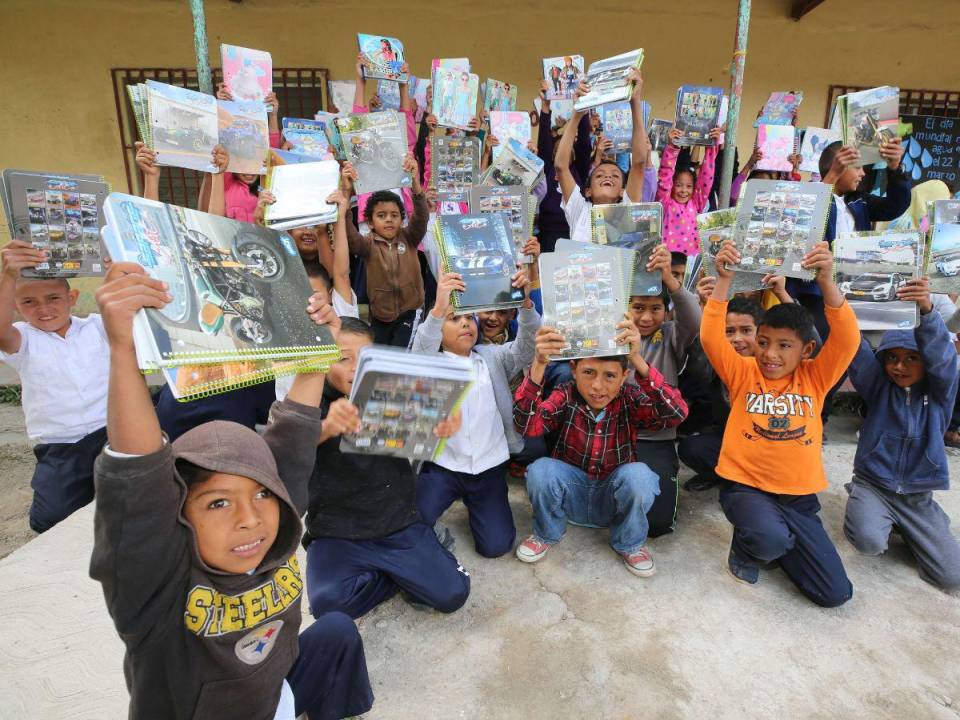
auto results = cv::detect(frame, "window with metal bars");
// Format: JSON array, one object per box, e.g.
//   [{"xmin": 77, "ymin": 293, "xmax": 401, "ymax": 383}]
[
  {"xmin": 112, "ymin": 67, "xmax": 330, "ymax": 208},
  {"xmin": 825, "ymin": 85, "xmax": 960, "ymax": 124}
]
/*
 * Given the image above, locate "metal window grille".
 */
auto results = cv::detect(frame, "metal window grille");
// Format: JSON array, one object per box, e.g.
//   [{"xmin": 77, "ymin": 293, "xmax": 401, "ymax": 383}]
[
  {"xmin": 825, "ymin": 85, "xmax": 960, "ymax": 125},
  {"xmin": 111, "ymin": 67, "xmax": 330, "ymax": 208}
]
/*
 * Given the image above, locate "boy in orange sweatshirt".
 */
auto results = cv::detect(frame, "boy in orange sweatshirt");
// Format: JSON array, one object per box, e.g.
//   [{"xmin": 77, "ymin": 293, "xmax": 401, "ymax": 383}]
[{"xmin": 700, "ymin": 240, "xmax": 859, "ymax": 607}]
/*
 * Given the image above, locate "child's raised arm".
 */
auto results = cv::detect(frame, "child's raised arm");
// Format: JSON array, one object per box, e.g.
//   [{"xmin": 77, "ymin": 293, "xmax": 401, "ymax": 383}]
[
  {"xmin": 328, "ymin": 190, "xmax": 353, "ymax": 306},
  {"xmin": 655, "ymin": 128, "xmax": 682, "ymax": 203},
  {"xmin": 95, "ymin": 262, "xmax": 172, "ymax": 455},
  {"xmin": 898, "ymin": 278, "xmax": 958, "ymax": 398},
  {"xmin": 554, "ymin": 81, "xmax": 590, "ymax": 202},
  {"xmin": 692, "ymin": 128, "xmax": 721, "ymax": 212},
  {"xmin": 134, "ymin": 142, "xmax": 161, "ymax": 201},
  {"xmin": 625, "ymin": 68, "xmax": 648, "ymax": 203},
  {"xmin": 512, "ymin": 326, "xmax": 568, "ymax": 437},
  {"xmin": 353, "ymin": 54, "xmax": 368, "ymax": 111},
  {"xmin": 804, "ymin": 241, "xmax": 860, "ymax": 388},
  {"xmin": 0, "ymin": 240, "xmax": 48, "ymax": 353},
  {"xmin": 700, "ymin": 241, "xmax": 749, "ymax": 387},
  {"xmin": 207, "ymin": 145, "xmax": 229, "ymax": 217}
]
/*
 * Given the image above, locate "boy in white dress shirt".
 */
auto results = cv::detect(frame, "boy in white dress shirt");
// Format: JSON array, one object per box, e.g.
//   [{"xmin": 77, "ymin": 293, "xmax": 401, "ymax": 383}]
[
  {"xmin": 0, "ymin": 240, "xmax": 109, "ymax": 531},
  {"xmin": 410, "ymin": 267, "xmax": 540, "ymax": 557}
]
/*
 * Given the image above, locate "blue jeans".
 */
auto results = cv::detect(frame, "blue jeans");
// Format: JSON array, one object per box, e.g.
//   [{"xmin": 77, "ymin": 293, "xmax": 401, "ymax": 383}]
[{"xmin": 526, "ymin": 458, "xmax": 659, "ymax": 553}]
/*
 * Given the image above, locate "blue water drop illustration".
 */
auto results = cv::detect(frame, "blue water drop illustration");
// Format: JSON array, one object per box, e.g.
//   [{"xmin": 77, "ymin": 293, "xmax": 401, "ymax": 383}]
[
  {"xmin": 908, "ymin": 137, "xmax": 922, "ymax": 159},
  {"xmin": 912, "ymin": 165, "xmax": 922, "ymax": 181},
  {"xmin": 921, "ymin": 148, "xmax": 934, "ymax": 168}
]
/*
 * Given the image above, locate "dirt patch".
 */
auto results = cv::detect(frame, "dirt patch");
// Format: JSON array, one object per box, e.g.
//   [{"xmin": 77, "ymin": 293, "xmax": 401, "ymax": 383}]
[{"xmin": 0, "ymin": 439, "xmax": 36, "ymax": 559}]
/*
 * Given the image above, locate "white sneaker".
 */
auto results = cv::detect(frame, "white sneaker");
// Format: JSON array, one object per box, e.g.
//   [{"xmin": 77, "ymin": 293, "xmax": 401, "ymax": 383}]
[
  {"xmin": 621, "ymin": 546, "xmax": 656, "ymax": 577},
  {"xmin": 516, "ymin": 535, "xmax": 551, "ymax": 563}
]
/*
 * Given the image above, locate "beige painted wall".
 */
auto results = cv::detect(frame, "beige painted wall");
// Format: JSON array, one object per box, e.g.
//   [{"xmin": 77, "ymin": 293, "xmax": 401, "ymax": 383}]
[{"xmin": 1, "ymin": 0, "xmax": 958, "ymax": 206}]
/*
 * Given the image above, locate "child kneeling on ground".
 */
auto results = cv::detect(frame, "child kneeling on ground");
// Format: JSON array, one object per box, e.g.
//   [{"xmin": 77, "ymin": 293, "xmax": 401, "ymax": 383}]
[
  {"xmin": 844, "ymin": 277, "xmax": 960, "ymax": 591},
  {"xmin": 90, "ymin": 263, "xmax": 373, "ymax": 719},
  {"xmin": 513, "ymin": 317, "xmax": 687, "ymax": 576}
]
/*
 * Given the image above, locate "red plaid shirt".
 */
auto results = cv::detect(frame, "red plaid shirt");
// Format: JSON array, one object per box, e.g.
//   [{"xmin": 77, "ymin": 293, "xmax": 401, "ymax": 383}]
[{"xmin": 513, "ymin": 365, "xmax": 687, "ymax": 480}]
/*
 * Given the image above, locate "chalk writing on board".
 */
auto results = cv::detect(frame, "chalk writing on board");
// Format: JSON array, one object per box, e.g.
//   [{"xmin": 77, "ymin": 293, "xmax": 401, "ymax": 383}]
[{"xmin": 902, "ymin": 115, "xmax": 960, "ymax": 189}]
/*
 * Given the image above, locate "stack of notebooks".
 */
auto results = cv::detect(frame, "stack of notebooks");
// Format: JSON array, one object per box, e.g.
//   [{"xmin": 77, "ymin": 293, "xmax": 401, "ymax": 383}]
[
  {"xmin": 540, "ymin": 241, "xmax": 635, "ymax": 360},
  {"xmin": 673, "ymin": 85, "xmax": 724, "ymax": 147},
  {"xmin": 927, "ymin": 199, "xmax": 960, "ymax": 293},
  {"xmin": 834, "ymin": 230, "xmax": 923, "ymax": 330},
  {"xmin": 334, "ymin": 110, "xmax": 410, "ymax": 195},
  {"xmin": 100, "ymin": 193, "xmax": 340, "ymax": 400},
  {"xmin": 1, "ymin": 169, "xmax": 109, "ymax": 277},
  {"xmin": 127, "ymin": 80, "xmax": 269, "ymax": 174},
  {"xmin": 341, "ymin": 346, "xmax": 475, "ymax": 461},
  {"xmin": 836, "ymin": 86, "xmax": 900, "ymax": 166},
  {"xmin": 430, "ymin": 136, "xmax": 482, "ymax": 192},
  {"xmin": 435, "ymin": 213, "xmax": 525, "ymax": 314},
  {"xmin": 263, "ymin": 160, "xmax": 340, "ymax": 230},
  {"xmin": 590, "ymin": 202, "xmax": 663, "ymax": 296},
  {"xmin": 573, "ymin": 49, "xmax": 644, "ymax": 112},
  {"xmin": 480, "ymin": 138, "xmax": 545, "ymax": 190}
]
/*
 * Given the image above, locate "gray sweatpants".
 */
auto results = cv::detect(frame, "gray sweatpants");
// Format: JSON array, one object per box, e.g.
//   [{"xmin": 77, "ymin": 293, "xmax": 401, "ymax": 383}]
[{"xmin": 844, "ymin": 478, "xmax": 960, "ymax": 591}]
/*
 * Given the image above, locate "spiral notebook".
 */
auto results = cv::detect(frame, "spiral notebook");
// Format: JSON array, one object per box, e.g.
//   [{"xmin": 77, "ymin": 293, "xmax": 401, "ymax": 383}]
[
  {"xmin": 469, "ymin": 185, "xmax": 532, "ymax": 263},
  {"xmin": 697, "ymin": 208, "xmax": 768, "ymax": 296},
  {"xmin": 430, "ymin": 136, "xmax": 482, "ymax": 192},
  {"xmin": 834, "ymin": 230, "xmax": 923, "ymax": 330},
  {"xmin": 573, "ymin": 49, "xmax": 644, "ymax": 112},
  {"xmin": 674, "ymin": 85, "xmax": 724, "ymax": 147},
  {"xmin": 480, "ymin": 138, "xmax": 545, "ymax": 190},
  {"xmin": 590, "ymin": 202, "xmax": 663, "ymax": 296},
  {"xmin": 357, "ymin": 33, "xmax": 408, "ymax": 83},
  {"xmin": 264, "ymin": 160, "xmax": 340, "ymax": 230},
  {"xmin": 221, "ymin": 44, "xmax": 273, "ymax": 106},
  {"xmin": 838, "ymin": 86, "xmax": 900, "ymax": 167},
  {"xmin": 334, "ymin": 111, "xmax": 410, "ymax": 195},
  {"xmin": 341, "ymin": 346, "xmax": 475, "ymax": 461},
  {"xmin": 1, "ymin": 169, "xmax": 109, "ymax": 278},
  {"xmin": 100, "ymin": 194, "xmax": 340, "ymax": 384},
  {"xmin": 539, "ymin": 243, "xmax": 635, "ymax": 360},
  {"xmin": 488, "ymin": 111, "xmax": 531, "ymax": 160},
  {"xmin": 926, "ymin": 200, "xmax": 960, "ymax": 293},
  {"xmin": 435, "ymin": 213, "xmax": 524, "ymax": 314},
  {"xmin": 432, "ymin": 66, "xmax": 479, "ymax": 130},
  {"xmin": 731, "ymin": 180, "xmax": 833, "ymax": 281}
]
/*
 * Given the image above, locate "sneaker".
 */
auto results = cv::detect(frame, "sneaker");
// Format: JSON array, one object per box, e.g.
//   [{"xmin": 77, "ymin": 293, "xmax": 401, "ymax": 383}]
[
  {"xmin": 516, "ymin": 535, "xmax": 551, "ymax": 563},
  {"xmin": 683, "ymin": 474, "xmax": 720, "ymax": 492},
  {"xmin": 727, "ymin": 546, "xmax": 759, "ymax": 585},
  {"xmin": 621, "ymin": 547, "xmax": 656, "ymax": 577}
]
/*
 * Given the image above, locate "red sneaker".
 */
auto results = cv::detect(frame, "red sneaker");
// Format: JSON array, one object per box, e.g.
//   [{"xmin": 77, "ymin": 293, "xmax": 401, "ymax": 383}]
[
  {"xmin": 516, "ymin": 535, "xmax": 551, "ymax": 563},
  {"xmin": 621, "ymin": 546, "xmax": 656, "ymax": 577}
]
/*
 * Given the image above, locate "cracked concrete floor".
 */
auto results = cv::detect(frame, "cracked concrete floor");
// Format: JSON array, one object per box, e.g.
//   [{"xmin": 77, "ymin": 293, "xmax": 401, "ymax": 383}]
[{"xmin": 1, "ymin": 423, "xmax": 959, "ymax": 719}]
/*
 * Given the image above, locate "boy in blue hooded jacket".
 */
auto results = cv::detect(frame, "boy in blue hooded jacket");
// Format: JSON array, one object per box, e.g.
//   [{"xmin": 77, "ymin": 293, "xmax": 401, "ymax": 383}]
[{"xmin": 844, "ymin": 277, "xmax": 960, "ymax": 591}]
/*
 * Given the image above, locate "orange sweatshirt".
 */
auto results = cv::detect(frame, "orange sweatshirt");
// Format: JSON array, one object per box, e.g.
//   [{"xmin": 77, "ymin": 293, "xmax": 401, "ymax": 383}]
[{"xmin": 700, "ymin": 297, "xmax": 859, "ymax": 495}]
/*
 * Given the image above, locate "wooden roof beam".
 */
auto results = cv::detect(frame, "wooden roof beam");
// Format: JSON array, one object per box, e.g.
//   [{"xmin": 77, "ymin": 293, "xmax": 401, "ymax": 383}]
[{"xmin": 792, "ymin": 0, "xmax": 827, "ymax": 20}]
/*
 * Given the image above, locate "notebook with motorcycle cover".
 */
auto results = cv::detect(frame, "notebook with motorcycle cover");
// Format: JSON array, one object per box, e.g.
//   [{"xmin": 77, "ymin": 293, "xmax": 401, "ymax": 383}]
[
  {"xmin": 469, "ymin": 185, "xmax": 532, "ymax": 263},
  {"xmin": 926, "ymin": 200, "xmax": 960, "ymax": 293},
  {"xmin": 697, "ymin": 209, "xmax": 768, "ymax": 297},
  {"xmin": 217, "ymin": 99, "xmax": 270, "ymax": 174},
  {"xmin": 1, "ymin": 169, "xmax": 109, "ymax": 278},
  {"xmin": 264, "ymin": 160, "xmax": 340, "ymax": 230},
  {"xmin": 435, "ymin": 213, "xmax": 524, "ymax": 314},
  {"xmin": 834, "ymin": 230, "xmax": 922, "ymax": 330},
  {"xmin": 732, "ymin": 180, "xmax": 833, "ymax": 281},
  {"xmin": 101, "ymin": 194, "xmax": 339, "ymax": 376},
  {"xmin": 838, "ymin": 86, "xmax": 900, "ymax": 167},
  {"xmin": 539, "ymin": 243, "xmax": 634, "ymax": 361},
  {"xmin": 334, "ymin": 110, "xmax": 411, "ymax": 195},
  {"xmin": 341, "ymin": 345, "xmax": 475, "ymax": 461},
  {"xmin": 161, "ymin": 356, "xmax": 329, "ymax": 402},
  {"xmin": 573, "ymin": 49, "xmax": 644, "ymax": 112},
  {"xmin": 674, "ymin": 85, "xmax": 724, "ymax": 147},
  {"xmin": 430, "ymin": 136, "xmax": 482, "ymax": 192},
  {"xmin": 590, "ymin": 202, "xmax": 663, "ymax": 296}
]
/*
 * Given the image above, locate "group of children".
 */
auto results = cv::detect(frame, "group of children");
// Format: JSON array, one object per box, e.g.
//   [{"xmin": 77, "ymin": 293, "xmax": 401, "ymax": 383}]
[{"xmin": 3, "ymin": 50, "xmax": 959, "ymax": 720}]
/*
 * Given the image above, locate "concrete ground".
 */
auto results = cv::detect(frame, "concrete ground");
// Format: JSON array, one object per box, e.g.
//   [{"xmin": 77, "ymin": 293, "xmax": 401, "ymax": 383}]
[{"xmin": 0, "ymin": 412, "xmax": 959, "ymax": 719}]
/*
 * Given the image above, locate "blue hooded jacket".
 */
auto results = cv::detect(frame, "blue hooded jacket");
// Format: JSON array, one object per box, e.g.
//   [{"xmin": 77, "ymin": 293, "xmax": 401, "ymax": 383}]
[{"xmin": 849, "ymin": 310, "xmax": 959, "ymax": 493}]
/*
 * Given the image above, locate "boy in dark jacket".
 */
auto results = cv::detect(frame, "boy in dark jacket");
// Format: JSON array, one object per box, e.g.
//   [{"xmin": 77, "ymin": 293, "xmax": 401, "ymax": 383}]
[
  {"xmin": 844, "ymin": 277, "xmax": 960, "ymax": 591},
  {"xmin": 90, "ymin": 263, "xmax": 372, "ymax": 720}
]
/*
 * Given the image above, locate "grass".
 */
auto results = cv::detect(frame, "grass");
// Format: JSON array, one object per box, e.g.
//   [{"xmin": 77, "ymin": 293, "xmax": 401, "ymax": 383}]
[{"xmin": 0, "ymin": 386, "xmax": 22, "ymax": 405}]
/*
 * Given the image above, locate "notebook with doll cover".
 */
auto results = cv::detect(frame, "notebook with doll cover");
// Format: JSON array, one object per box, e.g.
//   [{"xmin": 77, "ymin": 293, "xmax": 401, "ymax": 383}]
[
  {"xmin": 674, "ymin": 85, "xmax": 724, "ymax": 147},
  {"xmin": 542, "ymin": 55, "xmax": 584, "ymax": 101},
  {"xmin": 341, "ymin": 345, "xmax": 475, "ymax": 461},
  {"xmin": 798, "ymin": 127, "xmax": 841, "ymax": 173},
  {"xmin": 220, "ymin": 44, "xmax": 273, "ymax": 107},
  {"xmin": 539, "ymin": 243, "xmax": 634, "ymax": 360},
  {"xmin": 590, "ymin": 202, "xmax": 663, "ymax": 296},
  {"xmin": 327, "ymin": 80, "xmax": 356, "ymax": 116},
  {"xmin": 432, "ymin": 68, "xmax": 479, "ymax": 131},
  {"xmin": 834, "ymin": 230, "xmax": 922, "ymax": 330},
  {"xmin": 469, "ymin": 185, "xmax": 532, "ymax": 263},
  {"xmin": 430, "ymin": 136, "xmax": 482, "ymax": 192},
  {"xmin": 480, "ymin": 138, "xmax": 545, "ymax": 190},
  {"xmin": 100, "ymin": 194, "xmax": 339, "ymax": 378},
  {"xmin": 217, "ymin": 99, "xmax": 270, "ymax": 174},
  {"xmin": 2, "ymin": 169, "xmax": 109, "ymax": 277},
  {"xmin": 755, "ymin": 124, "xmax": 797, "ymax": 173},
  {"xmin": 264, "ymin": 160, "xmax": 340, "ymax": 230},
  {"xmin": 376, "ymin": 80, "xmax": 401, "ymax": 111},
  {"xmin": 573, "ymin": 49, "xmax": 644, "ymax": 112},
  {"xmin": 755, "ymin": 91, "xmax": 803, "ymax": 127},
  {"xmin": 925, "ymin": 200, "xmax": 960, "ymax": 294},
  {"xmin": 697, "ymin": 208, "xmax": 768, "ymax": 296},
  {"xmin": 357, "ymin": 34, "xmax": 408, "ymax": 83},
  {"xmin": 483, "ymin": 78, "xmax": 518, "ymax": 112},
  {"xmin": 731, "ymin": 180, "xmax": 833, "ymax": 281},
  {"xmin": 489, "ymin": 111, "xmax": 531, "ymax": 160},
  {"xmin": 145, "ymin": 80, "xmax": 219, "ymax": 173},
  {"xmin": 435, "ymin": 213, "xmax": 524, "ymax": 314},
  {"xmin": 838, "ymin": 86, "xmax": 900, "ymax": 167},
  {"xmin": 335, "ymin": 111, "xmax": 411, "ymax": 195}
]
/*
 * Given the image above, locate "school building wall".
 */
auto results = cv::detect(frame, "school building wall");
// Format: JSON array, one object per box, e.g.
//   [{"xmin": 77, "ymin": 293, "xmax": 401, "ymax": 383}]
[{"xmin": 1, "ymin": 0, "xmax": 958, "ymax": 216}]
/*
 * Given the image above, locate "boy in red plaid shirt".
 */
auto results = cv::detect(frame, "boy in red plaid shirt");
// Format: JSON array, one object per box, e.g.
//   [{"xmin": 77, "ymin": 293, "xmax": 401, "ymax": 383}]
[{"xmin": 513, "ymin": 315, "xmax": 687, "ymax": 576}]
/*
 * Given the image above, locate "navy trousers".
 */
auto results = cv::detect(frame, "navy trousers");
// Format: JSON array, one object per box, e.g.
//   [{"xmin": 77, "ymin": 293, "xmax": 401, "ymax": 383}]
[
  {"xmin": 306, "ymin": 522, "xmax": 470, "ymax": 619},
  {"xmin": 287, "ymin": 611, "xmax": 374, "ymax": 720},
  {"xmin": 677, "ymin": 432, "xmax": 724, "ymax": 484},
  {"xmin": 417, "ymin": 461, "xmax": 516, "ymax": 557},
  {"xmin": 30, "ymin": 426, "xmax": 107, "ymax": 533},
  {"xmin": 635, "ymin": 440, "xmax": 680, "ymax": 537},
  {"xmin": 719, "ymin": 482, "xmax": 853, "ymax": 608}
]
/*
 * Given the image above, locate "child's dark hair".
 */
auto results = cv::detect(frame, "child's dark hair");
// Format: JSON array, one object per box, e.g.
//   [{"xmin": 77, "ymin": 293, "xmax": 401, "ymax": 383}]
[
  {"xmin": 727, "ymin": 296, "xmax": 763, "ymax": 326},
  {"xmin": 630, "ymin": 288, "xmax": 672, "ymax": 310},
  {"xmin": 339, "ymin": 317, "xmax": 375, "ymax": 342},
  {"xmin": 759, "ymin": 302, "xmax": 816, "ymax": 344},
  {"xmin": 587, "ymin": 160, "xmax": 626, "ymax": 186},
  {"xmin": 303, "ymin": 261, "xmax": 332, "ymax": 292},
  {"xmin": 573, "ymin": 354, "xmax": 629, "ymax": 370},
  {"xmin": 670, "ymin": 251, "xmax": 688, "ymax": 268},
  {"xmin": 178, "ymin": 460, "xmax": 215, "ymax": 487},
  {"xmin": 364, "ymin": 191, "xmax": 405, "ymax": 222},
  {"xmin": 818, "ymin": 140, "xmax": 844, "ymax": 178},
  {"xmin": 675, "ymin": 166, "xmax": 697, "ymax": 186}
]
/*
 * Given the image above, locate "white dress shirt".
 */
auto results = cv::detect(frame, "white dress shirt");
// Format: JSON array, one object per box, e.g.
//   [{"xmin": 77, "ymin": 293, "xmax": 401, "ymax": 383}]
[
  {"xmin": 833, "ymin": 194, "xmax": 856, "ymax": 238},
  {"xmin": 0, "ymin": 314, "xmax": 109, "ymax": 444}
]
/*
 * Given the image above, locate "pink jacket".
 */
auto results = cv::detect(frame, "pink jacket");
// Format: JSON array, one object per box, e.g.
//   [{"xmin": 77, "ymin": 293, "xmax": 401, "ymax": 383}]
[
  {"xmin": 656, "ymin": 143, "xmax": 718, "ymax": 256},
  {"xmin": 223, "ymin": 130, "xmax": 282, "ymax": 223}
]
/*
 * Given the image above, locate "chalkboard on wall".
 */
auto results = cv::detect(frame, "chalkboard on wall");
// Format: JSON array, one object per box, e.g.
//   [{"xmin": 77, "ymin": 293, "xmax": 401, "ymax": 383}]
[{"xmin": 902, "ymin": 115, "xmax": 960, "ymax": 191}]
